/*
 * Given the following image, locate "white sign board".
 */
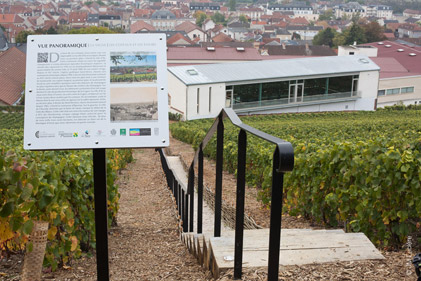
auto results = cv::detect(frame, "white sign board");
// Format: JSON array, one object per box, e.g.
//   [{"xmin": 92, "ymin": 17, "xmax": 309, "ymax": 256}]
[{"xmin": 24, "ymin": 34, "xmax": 169, "ymax": 150}]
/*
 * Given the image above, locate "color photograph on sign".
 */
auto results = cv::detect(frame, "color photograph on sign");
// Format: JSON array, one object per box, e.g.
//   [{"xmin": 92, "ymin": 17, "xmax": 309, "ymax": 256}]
[{"xmin": 23, "ymin": 34, "xmax": 169, "ymax": 150}]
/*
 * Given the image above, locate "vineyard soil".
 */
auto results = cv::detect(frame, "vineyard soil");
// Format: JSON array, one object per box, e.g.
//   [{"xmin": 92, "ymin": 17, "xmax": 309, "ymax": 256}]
[{"xmin": 0, "ymin": 143, "xmax": 416, "ymax": 280}]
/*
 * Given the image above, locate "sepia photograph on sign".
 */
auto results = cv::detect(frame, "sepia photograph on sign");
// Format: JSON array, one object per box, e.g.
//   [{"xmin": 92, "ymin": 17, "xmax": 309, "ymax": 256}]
[
  {"xmin": 110, "ymin": 87, "xmax": 158, "ymax": 122},
  {"xmin": 110, "ymin": 53, "xmax": 157, "ymax": 84}
]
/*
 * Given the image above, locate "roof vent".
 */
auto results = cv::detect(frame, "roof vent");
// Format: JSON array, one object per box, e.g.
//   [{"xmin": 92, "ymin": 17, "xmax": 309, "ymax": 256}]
[
  {"xmin": 206, "ymin": 47, "xmax": 215, "ymax": 51},
  {"xmin": 187, "ymin": 69, "xmax": 198, "ymax": 75},
  {"xmin": 236, "ymin": 47, "xmax": 245, "ymax": 52},
  {"xmin": 359, "ymin": 58, "xmax": 369, "ymax": 64},
  {"xmin": 409, "ymin": 53, "xmax": 417, "ymax": 57},
  {"xmin": 385, "ymin": 45, "xmax": 391, "ymax": 48},
  {"xmin": 377, "ymin": 42, "xmax": 384, "ymax": 45},
  {"xmin": 397, "ymin": 49, "xmax": 404, "ymax": 52}
]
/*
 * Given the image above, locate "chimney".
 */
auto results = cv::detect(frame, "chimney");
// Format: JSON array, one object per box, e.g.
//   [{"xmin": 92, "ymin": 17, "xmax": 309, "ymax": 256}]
[
  {"xmin": 282, "ymin": 42, "xmax": 286, "ymax": 49},
  {"xmin": 305, "ymin": 43, "xmax": 309, "ymax": 51}
]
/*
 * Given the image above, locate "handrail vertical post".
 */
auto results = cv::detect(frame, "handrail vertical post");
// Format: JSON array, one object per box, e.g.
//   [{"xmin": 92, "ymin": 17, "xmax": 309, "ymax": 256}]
[
  {"xmin": 198, "ymin": 145, "xmax": 204, "ymax": 234},
  {"xmin": 188, "ymin": 165, "xmax": 194, "ymax": 232},
  {"xmin": 182, "ymin": 189, "xmax": 188, "ymax": 232},
  {"xmin": 214, "ymin": 115, "xmax": 224, "ymax": 237},
  {"xmin": 268, "ymin": 148, "xmax": 284, "ymax": 281},
  {"xmin": 234, "ymin": 129, "xmax": 247, "ymax": 279}
]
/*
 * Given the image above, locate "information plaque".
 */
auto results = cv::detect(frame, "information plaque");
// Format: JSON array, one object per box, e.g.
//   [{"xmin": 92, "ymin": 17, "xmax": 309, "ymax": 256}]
[{"xmin": 24, "ymin": 34, "xmax": 169, "ymax": 150}]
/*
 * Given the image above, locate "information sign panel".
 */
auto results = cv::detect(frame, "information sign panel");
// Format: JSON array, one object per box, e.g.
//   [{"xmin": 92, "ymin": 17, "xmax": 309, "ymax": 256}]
[{"xmin": 24, "ymin": 34, "xmax": 169, "ymax": 150}]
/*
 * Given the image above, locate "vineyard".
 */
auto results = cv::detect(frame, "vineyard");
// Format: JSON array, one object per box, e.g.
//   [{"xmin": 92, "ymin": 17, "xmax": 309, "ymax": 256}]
[
  {"xmin": 170, "ymin": 109, "xmax": 421, "ymax": 248},
  {"xmin": 110, "ymin": 73, "xmax": 157, "ymax": 83},
  {"xmin": 0, "ymin": 112, "xmax": 133, "ymax": 270}
]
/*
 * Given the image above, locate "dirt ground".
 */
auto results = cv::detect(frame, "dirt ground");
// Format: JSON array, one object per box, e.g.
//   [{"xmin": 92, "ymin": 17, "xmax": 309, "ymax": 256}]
[{"xmin": 0, "ymin": 138, "xmax": 418, "ymax": 280}]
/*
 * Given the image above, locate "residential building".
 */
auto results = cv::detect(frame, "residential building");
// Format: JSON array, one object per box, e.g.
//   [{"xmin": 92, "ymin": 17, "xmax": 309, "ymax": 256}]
[
  {"xmin": 0, "ymin": 47, "xmax": 25, "ymax": 105},
  {"xmin": 363, "ymin": 5, "xmax": 393, "ymax": 19},
  {"xmin": 403, "ymin": 9, "xmax": 421, "ymax": 20},
  {"xmin": 189, "ymin": 2, "xmax": 220, "ymax": 12},
  {"xmin": 167, "ymin": 56, "xmax": 379, "ymax": 120},
  {"xmin": 398, "ymin": 23, "xmax": 421, "ymax": 39},
  {"xmin": 268, "ymin": 3, "xmax": 313, "ymax": 16},
  {"xmin": 339, "ymin": 41, "xmax": 421, "ymax": 107},
  {"xmin": 335, "ymin": 2, "xmax": 364, "ymax": 19},
  {"xmin": 175, "ymin": 21, "xmax": 205, "ymax": 42}
]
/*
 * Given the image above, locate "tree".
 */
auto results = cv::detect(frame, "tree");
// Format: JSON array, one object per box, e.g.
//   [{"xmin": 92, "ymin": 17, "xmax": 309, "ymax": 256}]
[
  {"xmin": 239, "ymin": 14, "xmax": 248, "ymax": 24},
  {"xmin": 228, "ymin": 0, "xmax": 236, "ymax": 11},
  {"xmin": 292, "ymin": 32, "xmax": 301, "ymax": 40},
  {"xmin": 343, "ymin": 23, "xmax": 366, "ymax": 45},
  {"xmin": 0, "ymin": 24, "xmax": 5, "ymax": 31},
  {"xmin": 194, "ymin": 11, "xmax": 208, "ymax": 26},
  {"xmin": 67, "ymin": 26, "xmax": 114, "ymax": 34},
  {"xmin": 312, "ymin": 27, "xmax": 337, "ymax": 47},
  {"xmin": 362, "ymin": 21, "xmax": 386, "ymax": 43},
  {"xmin": 16, "ymin": 30, "xmax": 35, "ymax": 43},
  {"xmin": 46, "ymin": 27, "xmax": 58, "ymax": 34},
  {"xmin": 211, "ymin": 12, "xmax": 225, "ymax": 24},
  {"xmin": 318, "ymin": 9, "xmax": 334, "ymax": 21}
]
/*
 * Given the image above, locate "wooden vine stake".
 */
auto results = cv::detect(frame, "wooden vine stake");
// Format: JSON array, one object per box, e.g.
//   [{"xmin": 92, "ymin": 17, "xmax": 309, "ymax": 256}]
[{"xmin": 22, "ymin": 221, "xmax": 49, "ymax": 281}]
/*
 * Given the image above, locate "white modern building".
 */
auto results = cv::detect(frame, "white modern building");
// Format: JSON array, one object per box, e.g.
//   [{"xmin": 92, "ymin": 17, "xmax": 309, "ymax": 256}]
[{"xmin": 168, "ymin": 56, "xmax": 380, "ymax": 120}]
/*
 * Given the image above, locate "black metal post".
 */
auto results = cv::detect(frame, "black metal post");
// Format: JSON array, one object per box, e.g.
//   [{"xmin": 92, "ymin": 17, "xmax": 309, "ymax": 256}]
[
  {"xmin": 182, "ymin": 189, "xmax": 188, "ymax": 232},
  {"xmin": 214, "ymin": 116, "xmax": 224, "ymax": 237},
  {"xmin": 93, "ymin": 149, "xmax": 110, "ymax": 281},
  {"xmin": 234, "ymin": 130, "xmax": 247, "ymax": 279},
  {"xmin": 268, "ymin": 147, "xmax": 284, "ymax": 281},
  {"xmin": 197, "ymin": 145, "xmax": 204, "ymax": 234},
  {"xmin": 188, "ymin": 165, "xmax": 194, "ymax": 232}
]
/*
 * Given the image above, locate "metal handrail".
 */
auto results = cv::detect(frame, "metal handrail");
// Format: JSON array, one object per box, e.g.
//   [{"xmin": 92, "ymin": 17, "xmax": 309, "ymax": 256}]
[{"xmin": 158, "ymin": 108, "xmax": 294, "ymax": 281}]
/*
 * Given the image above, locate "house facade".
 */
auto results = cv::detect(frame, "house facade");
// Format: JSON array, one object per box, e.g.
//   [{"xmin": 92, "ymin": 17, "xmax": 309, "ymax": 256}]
[{"xmin": 168, "ymin": 56, "xmax": 380, "ymax": 120}]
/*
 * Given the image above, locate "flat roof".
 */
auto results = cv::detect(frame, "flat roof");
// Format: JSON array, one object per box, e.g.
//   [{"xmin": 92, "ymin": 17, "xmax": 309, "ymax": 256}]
[
  {"xmin": 360, "ymin": 40, "xmax": 421, "ymax": 78},
  {"xmin": 168, "ymin": 55, "xmax": 379, "ymax": 86}
]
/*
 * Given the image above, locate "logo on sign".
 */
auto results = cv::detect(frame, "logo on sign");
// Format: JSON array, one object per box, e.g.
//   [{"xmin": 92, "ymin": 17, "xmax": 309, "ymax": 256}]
[{"xmin": 120, "ymin": 129, "xmax": 126, "ymax": 136}]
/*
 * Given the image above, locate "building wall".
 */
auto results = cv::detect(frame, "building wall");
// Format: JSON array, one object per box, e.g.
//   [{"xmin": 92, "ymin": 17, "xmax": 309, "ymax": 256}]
[
  {"xmin": 355, "ymin": 70, "xmax": 379, "ymax": 110},
  {"xmin": 377, "ymin": 76, "xmax": 421, "ymax": 107},
  {"xmin": 168, "ymin": 72, "xmax": 187, "ymax": 116},
  {"xmin": 338, "ymin": 46, "xmax": 378, "ymax": 57},
  {"xmin": 186, "ymin": 83, "xmax": 226, "ymax": 120}
]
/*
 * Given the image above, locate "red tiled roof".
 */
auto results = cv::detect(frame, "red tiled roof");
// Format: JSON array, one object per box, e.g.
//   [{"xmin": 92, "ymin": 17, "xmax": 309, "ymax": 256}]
[
  {"xmin": 399, "ymin": 23, "xmax": 421, "ymax": 32},
  {"xmin": 167, "ymin": 33, "xmax": 195, "ymax": 45},
  {"xmin": 175, "ymin": 21, "xmax": 202, "ymax": 33},
  {"xmin": 0, "ymin": 14, "xmax": 24, "ymax": 24},
  {"xmin": 0, "ymin": 47, "xmax": 26, "ymax": 105},
  {"xmin": 167, "ymin": 46, "xmax": 262, "ymax": 61},
  {"xmin": 212, "ymin": 32, "xmax": 234, "ymax": 42},
  {"xmin": 133, "ymin": 9, "xmax": 151, "ymax": 18},
  {"xmin": 361, "ymin": 40, "xmax": 421, "ymax": 78},
  {"xmin": 69, "ymin": 11, "xmax": 88, "ymax": 23},
  {"xmin": 403, "ymin": 9, "xmax": 421, "ymax": 15},
  {"xmin": 290, "ymin": 17, "xmax": 309, "ymax": 25},
  {"xmin": 130, "ymin": 20, "xmax": 155, "ymax": 33}
]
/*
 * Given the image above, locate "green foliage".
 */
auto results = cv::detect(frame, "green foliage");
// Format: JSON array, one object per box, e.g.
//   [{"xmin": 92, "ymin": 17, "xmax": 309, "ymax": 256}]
[
  {"xmin": 239, "ymin": 14, "xmax": 248, "ymax": 24},
  {"xmin": 16, "ymin": 30, "xmax": 35, "ymax": 43},
  {"xmin": 0, "ymin": 112, "xmax": 24, "ymax": 129},
  {"xmin": 67, "ymin": 26, "xmax": 114, "ymax": 34},
  {"xmin": 229, "ymin": 0, "xmax": 236, "ymax": 11},
  {"xmin": 194, "ymin": 11, "xmax": 208, "ymax": 26},
  {"xmin": 170, "ymin": 110, "xmax": 421, "ymax": 248},
  {"xmin": 312, "ymin": 27, "xmax": 337, "ymax": 47},
  {"xmin": 0, "ymin": 24, "xmax": 5, "ymax": 31},
  {"xmin": 211, "ymin": 12, "xmax": 226, "ymax": 24},
  {"xmin": 343, "ymin": 23, "xmax": 367, "ymax": 45},
  {"xmin": 0, "ymin": 129, "xmax": 133, "ymax": 270},
  {"xmin": 169, "ymin": 112, "xmax": 182, "ymax": 121},
  {"xmin": 362, "ymin": 21, "xmax": 387, "ymax": 43},
  {"xmin": 318, "ymin": 9, "xmax": 334, "ymax": 21}
]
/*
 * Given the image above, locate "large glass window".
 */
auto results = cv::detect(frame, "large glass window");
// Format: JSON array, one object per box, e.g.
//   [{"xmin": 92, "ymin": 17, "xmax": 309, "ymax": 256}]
[
  {"xmin": 233, "ymin": 84, "xmax": 260, "ymax": 104},
  {"xmin": 328, "ymin": 76, "xmax": 353, "ymax": 94},
  {"xmin": 401, "ymin": 87, "xmax": 414, "ymax": 94},
  {"xmin": 386, "ymin": 88, "xmax": 400, "ymax": 95},
  {"xmin": 261, "ymin": 81, "xmax": 289, "ymax": 101},
  {"xmin": 304, "ymin": 78, "xmax": 327, "ymax": 97}
]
